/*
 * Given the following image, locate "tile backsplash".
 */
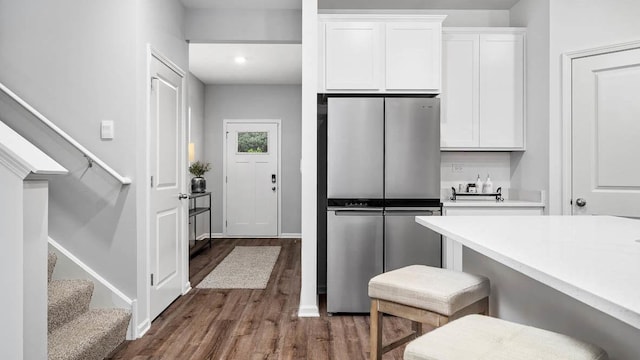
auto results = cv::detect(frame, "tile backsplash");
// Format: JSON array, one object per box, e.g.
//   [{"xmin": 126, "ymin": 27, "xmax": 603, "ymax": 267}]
[{"xmin": 441, "ymin": 152, "xmax": 511, "ymax": 196}]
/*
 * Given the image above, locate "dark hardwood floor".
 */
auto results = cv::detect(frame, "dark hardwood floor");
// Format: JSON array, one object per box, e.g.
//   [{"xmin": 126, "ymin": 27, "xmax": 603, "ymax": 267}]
[{"xmin": 109, "ymin": 238, "xmax": 422, "ymax": 360}]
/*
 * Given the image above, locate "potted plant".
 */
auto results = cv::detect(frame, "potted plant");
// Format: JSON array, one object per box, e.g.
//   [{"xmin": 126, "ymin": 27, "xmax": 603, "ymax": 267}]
[{"xmin": 188, "ymin": 161, "xmax": 211, "ymax": 193}]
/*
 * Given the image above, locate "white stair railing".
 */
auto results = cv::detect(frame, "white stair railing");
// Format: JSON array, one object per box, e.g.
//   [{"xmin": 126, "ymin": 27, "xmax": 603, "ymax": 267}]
[
  {"xmin": 0, "ymin": 81, "xmax": 131, "ymax": 185},
  {"xmin": 0, "ymin": 121, "xmax": 67, "ymax": 360}
]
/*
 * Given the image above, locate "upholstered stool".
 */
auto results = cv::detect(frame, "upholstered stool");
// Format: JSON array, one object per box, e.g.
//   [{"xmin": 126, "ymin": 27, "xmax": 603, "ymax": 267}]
[
  {"xmin": 368, "ymin": 265, "xmax": 490, "ymax": 360},
  {"xmin": 404, "ymin": 314, "xmax": 608, "ymax": 360}
]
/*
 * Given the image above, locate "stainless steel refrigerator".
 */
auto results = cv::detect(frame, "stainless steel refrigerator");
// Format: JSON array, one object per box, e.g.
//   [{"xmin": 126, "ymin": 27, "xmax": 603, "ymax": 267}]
[{"xmin": 326, "ymin": 97, "xmax": 442, "ymax": 314}]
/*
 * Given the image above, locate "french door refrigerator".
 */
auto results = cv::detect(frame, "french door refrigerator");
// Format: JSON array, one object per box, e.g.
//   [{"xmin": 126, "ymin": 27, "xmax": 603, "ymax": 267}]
[{"xmin": 326, "ymin": 97, "xmax": 442, "ymax": 314}]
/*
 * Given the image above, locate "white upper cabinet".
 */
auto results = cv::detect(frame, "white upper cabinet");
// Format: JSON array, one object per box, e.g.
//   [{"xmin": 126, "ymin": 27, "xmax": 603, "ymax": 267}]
[
  {"xmin": 325, "ymin": 22, "xmax": 382, "ymax": 90},
  {"xmin": 385, "ymin": 22, "xmax": 441, "ymax": 91},
  {"xmin": 319, "ymin": 15, "xmax": 446, "ymax": 94},
  {"xmin": 441, "ymin": 33, "xmax": 479, "ymax": 148},
  {"xmin": 441, "ymin": 28, "xmax": 526, "ymax": 151}
]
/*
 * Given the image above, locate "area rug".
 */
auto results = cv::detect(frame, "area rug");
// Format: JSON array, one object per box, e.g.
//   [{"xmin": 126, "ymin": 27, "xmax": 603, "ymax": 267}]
[{"xmin": 196, "ymin": 246, "xmax": 281, "ymax": 289}]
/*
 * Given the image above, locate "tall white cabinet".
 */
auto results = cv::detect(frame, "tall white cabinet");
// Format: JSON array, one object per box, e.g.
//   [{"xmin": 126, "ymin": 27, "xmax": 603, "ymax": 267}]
[
  {"xmin": 318, "ymin": 15, "xmax": 446, "ymax": 94},
  {"xmin": 441, "ymin": 28, "xmax": 526, "ymax": 150}
]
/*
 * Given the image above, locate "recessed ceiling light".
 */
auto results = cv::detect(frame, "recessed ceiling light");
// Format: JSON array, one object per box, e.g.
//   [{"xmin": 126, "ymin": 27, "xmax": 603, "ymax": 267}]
[{"xmin": 234, "ymin": 56, "xmax": 247, "ymax": 64}]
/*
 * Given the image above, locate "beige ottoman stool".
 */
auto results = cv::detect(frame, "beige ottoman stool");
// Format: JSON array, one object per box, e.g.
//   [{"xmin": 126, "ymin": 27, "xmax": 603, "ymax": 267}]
[
  {"xmin": 368, "ymin": 265, "xmax": 490, "ymax": 360},
  {"xmin": 404, "ymin": 314, "xmax": 608, "ymax": 360}
]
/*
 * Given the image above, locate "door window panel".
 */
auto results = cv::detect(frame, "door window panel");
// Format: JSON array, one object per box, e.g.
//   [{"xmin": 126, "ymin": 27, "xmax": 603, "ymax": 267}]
[{"xmin": 237, "ymin": 131, "xmax": 268, "ymax": 154}]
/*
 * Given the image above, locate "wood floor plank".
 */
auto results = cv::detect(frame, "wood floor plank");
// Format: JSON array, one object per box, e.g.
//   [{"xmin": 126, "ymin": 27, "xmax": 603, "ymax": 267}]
[{"xmin": 109, "ymin": 238, "xmax": 410, "ymax": 360}]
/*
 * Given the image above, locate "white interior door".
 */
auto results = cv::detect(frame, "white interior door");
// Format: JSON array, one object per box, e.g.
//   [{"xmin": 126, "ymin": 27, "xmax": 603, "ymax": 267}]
[
  {"xmin": 149, "ymin": 54, "xmax": 186, "ymax": 320},
  {"xmin": 572, "ymin": 47, "xmax": 640, "ymax": 216},
  {"xmin": 225, "ymin": 121, "xmax": 279, "ymax": 236}
]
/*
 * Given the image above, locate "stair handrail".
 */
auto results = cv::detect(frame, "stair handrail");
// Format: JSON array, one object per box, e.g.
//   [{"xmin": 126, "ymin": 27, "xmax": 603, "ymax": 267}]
[{"xmin": 0, "ymin": 81, "xmax": 132, "ymax": 185}]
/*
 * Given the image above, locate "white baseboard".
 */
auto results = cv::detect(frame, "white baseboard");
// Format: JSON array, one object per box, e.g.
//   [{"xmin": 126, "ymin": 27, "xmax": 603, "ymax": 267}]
[
  {"xmin": 298, "ymin": 305, "xmax": 320, "ymax": 317},
  {"xmin": 136, "ymin": 318, "xmax": 151, "ymax": 338},
  {"xmin": 280, "ymin": 233, "xmax": 302, "ymax": 239},
  {"xmin": 48, "ymin": 237, "xmax": 137, "ymax": 339},
  {"xmin": 197, "ymin": 232, "xmax": 301, "ymax": 239}
]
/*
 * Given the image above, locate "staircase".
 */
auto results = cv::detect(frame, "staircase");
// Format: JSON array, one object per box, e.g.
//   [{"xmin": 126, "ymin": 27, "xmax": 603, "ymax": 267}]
[{"xmin": 48, "ymin": 252, "xmax": 131, "ymax": 360}]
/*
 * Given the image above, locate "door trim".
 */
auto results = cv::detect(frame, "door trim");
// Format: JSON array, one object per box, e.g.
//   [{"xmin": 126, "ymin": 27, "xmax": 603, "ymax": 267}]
[
  {"xmin": 142, "ymin": 46, "xmax": 188, "ymax": 336},
  {"xmin": 560, "ymin": 40, "xmax": 640, "ymax": 215},
  {"xmin": 222, "ymin": 119, "xmax": 282, "ymax": 237}
]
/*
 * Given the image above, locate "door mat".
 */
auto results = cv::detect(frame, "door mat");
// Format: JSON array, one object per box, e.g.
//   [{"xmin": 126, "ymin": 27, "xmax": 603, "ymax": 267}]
[{"xmin": 196, "ymin": 246, "xmax": 281, "ymax": 289}]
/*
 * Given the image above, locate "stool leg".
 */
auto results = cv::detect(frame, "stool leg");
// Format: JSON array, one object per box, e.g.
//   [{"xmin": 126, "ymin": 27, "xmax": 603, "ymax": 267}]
[
  {"xmin": 412, "ymin": 321, "xmax": 422, "ymax": 337},
  {"xmin": 370, "ymin": 300, "xmax": 383, "ymax": 360}
]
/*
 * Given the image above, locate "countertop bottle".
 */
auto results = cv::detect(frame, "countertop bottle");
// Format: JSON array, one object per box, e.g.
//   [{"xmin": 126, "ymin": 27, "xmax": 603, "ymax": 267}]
[
  {"xmin": 484, "ymin": 174, "xmax": 493, "ymax": 194},
  {"xmin": 475, "ymin": 174, "xmax": 483, "ymax": 193}
]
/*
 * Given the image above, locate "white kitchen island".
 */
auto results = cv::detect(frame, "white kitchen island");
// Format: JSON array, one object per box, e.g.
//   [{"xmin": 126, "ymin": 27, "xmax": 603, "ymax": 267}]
[{"xmin": 416, "ymin": 215, "xmax": 640, "ymax": 360}]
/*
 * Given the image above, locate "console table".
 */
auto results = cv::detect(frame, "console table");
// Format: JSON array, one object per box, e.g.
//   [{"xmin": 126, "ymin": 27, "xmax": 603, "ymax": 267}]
[{"xmin": 189, "ymin": 192, "xmax": 211, "ymax": 258}]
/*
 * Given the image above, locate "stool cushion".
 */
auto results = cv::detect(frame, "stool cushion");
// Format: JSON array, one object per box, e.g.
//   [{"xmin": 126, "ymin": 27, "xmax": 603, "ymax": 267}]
[
  {"xmin": 404, "ymin": 315, "xmax": 608, "ymax": 360},
  {"xmin": 368, "ymin": 265, "xmax": 489, "ymax": 316}
]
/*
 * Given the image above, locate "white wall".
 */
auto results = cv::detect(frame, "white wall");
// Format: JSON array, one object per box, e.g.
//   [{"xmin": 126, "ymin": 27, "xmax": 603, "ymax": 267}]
[
  {"xmin": 0, "ymin": 0, "xmax": 140, "ymax": 298},
  {"xmin": 185, "ymin": 8, "xmax": 302, "ymax": 43},
  {"xmin": 441, "ymin": 152, "xmax": 512, "ymax": 196},
  {"xmin": 0, "ymin": 0, "xmax": 189, "ymax": 337},
  {"xmin": 300, "ymin": 0, "xmax": 319, "ymax": 317},
  {"xmin": 203, "ymin": 85, "xmax": 302, "ymax": 235},
  {"xmin": 508, "ymin": 0, "xmax": 550, "ymax": 209},
  {"xmin": 547, "ymin": 0, "xmax": 640, "ymax": 214}
]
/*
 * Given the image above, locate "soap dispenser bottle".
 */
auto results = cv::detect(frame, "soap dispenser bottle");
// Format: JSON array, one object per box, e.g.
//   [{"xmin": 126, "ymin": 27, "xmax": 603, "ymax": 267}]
[
  {"xmin": 475, "ymin": 174, "xmax": 483, "ymax": 193},
  {"xmin": 484, "ymin": 174, "xmax": 493, "ymax": 194}
]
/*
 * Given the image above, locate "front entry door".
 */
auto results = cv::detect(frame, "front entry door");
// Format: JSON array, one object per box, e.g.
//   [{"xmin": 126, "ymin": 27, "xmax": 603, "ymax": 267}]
[
  {"xmin": 149, "ymin": 54, "xmax": 186, "ymax": 320},
  {"xmin": 572, "ymin": 47, "xmax": 640, "ymax": 216},
  {"xmin": 225, "ymin": 121, "xmax": 279, "ymax": 236}
]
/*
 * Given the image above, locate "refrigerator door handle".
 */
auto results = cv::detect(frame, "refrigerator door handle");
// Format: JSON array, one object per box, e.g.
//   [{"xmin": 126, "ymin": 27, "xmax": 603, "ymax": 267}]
[
  {"xmin": 384, "ymin": 210, "xmax": 441, "ymax": 216},
  {"xmin": 332, "ymin": 209, "xmax": 384, "ymax": 216}
]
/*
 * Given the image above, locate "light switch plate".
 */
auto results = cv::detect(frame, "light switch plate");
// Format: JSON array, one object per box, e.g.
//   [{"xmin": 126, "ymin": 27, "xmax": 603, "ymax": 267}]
[{"xmin": 101, "ymin": 120, "xmax": 114, "ymax": 140}]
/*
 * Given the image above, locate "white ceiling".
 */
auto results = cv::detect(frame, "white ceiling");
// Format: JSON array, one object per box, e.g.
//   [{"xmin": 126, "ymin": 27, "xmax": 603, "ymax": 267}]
[
  {"xmin": 181, "ymin": 0, "xmax": 301, "ymax": 10},
  {"xmin": 181, "ymin": 0, "xmax": 519, "ymax": 11},
  {"xmin": 189, "ymin": 43, "xmax": 302, "ymax": 85}
]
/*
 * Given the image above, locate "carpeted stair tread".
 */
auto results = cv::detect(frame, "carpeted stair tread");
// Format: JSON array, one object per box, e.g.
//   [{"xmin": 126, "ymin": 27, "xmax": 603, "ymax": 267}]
[
  {"xmin": 48, "ymin": 252, "xmax": 57, "ymax": 283},
  {"xmin": 48, "ymin": 308, "xmax": 131, "ymax": 360},
  {"xmin": 48, "ymin": 279, "xmax": 93, "ymax": 333}
]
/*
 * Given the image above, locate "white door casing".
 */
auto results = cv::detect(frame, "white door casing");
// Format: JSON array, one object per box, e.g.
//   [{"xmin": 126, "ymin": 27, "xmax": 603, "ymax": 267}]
[
  {"xmin": 148, "ymin": 52, "xmax": 187, "ymax": 321},
  {"xmin": 224, "ymin": 121, "xmax": 280, "ymax": 236},
  {"xmin": 570, "ymin": 45, "xmax": 640, "ymax": 217}
]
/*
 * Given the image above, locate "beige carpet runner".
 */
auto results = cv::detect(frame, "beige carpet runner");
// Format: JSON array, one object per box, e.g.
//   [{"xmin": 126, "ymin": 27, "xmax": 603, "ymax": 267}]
[{"xmin": 197, "ymin": 246, "xmax": 281, "ymax": 289}]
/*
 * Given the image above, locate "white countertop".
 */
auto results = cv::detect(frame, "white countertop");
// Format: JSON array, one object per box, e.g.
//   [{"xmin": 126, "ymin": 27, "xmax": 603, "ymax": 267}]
[
  {"xmin": 442, "ymin": 200, "xmax": 544, "ymax": 208},
  {"xmin": 415, "ymin": 215, "xmax": 640, "ymax": 329}
]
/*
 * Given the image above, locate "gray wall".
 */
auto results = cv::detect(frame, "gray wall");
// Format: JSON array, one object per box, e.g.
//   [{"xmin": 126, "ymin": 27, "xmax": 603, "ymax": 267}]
[
  {"xmin": 188, "ymin": 73, "xmax": 207, "ymax": 238},
  {"xmin": 204, "ymin": 85, "xmax": 302, "ymax": 234},
  {"xmin": 185, "ymin": 8, "xmax": 302, "ymax": 43},
  {"xmin": 0, "ymin": 0, "xmax": 188, "ymax": 333},
  {"xmin": 509, "ymin": 0, "xmax": 550, "ymax": 211}
]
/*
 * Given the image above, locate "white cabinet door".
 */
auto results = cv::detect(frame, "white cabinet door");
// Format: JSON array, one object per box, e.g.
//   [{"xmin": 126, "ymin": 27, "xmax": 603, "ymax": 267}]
[
  {"xmin": 385, "ymin": 22, "xmax": 441, "ymax": 91},
  {"xmin": 324, "ymin": 22, "xmax": 382, "ymax": 90},
  {"xmin": 441, "ymin": 33, "xmax": 479, "ymax": 148},
  {"xmin": 479, "ymin": 33, "xmax": 525, "ymax": 148}
]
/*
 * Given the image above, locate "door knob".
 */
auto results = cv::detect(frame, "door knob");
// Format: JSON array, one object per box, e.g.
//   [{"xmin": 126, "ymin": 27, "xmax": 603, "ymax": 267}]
[
  {"xmin": 272, "ymin": 186, "xmax": 276, "ymax": 192},
  {"xmin": 178, "ymin": 193, "xmax": 188, "ymax": 200},
  {"xmin": 575, "ymin": 198, "xmax": 587, "ymax": 207}
]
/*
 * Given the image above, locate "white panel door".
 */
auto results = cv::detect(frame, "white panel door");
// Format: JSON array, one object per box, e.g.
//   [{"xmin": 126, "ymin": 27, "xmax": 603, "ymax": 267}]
[
  {"xmin": 149, "ymin": 55, "xmax": 185, "ymax": 320},
  {"xmin": 324, "ymin": 22, "xmax": 382, "ymax": 90},
  {"xmin": 225, "ymin": 122, "xmax": 279, "ymax": 236},
  {"xmin": 441, "ymin": 33, "xmax": 480, "ymax": 148},
  {"xmin": 572, "ymin": 47, "xmax": 640, "ymax": 217},
  {"xmin": 385, "ymin": 22, "xmax": 441, "ymax": 91},
  {"xmin": 479, "ymin": 33, "xmax": 525, "ymax": 148}
]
